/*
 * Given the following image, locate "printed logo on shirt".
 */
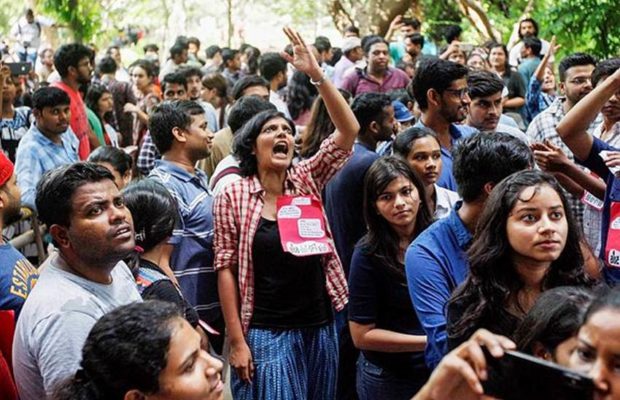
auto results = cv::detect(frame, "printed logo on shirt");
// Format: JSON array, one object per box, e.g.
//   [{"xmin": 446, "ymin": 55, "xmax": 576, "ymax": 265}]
[{"xmin": 10, "ymin": 258, "xmax": 38, "ymax": 300}]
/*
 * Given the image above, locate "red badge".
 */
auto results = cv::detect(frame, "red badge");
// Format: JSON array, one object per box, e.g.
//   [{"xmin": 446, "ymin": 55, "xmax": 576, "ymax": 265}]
[{"xmin": 276, "ymin": 195, "xmax": 332, "ymax": 256}]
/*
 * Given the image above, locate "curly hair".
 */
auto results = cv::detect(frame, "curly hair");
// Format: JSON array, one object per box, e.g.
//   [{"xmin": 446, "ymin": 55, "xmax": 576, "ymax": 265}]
[{"xmin": 233, "ymin": 109, "xmax": 296, "ymax": 177}]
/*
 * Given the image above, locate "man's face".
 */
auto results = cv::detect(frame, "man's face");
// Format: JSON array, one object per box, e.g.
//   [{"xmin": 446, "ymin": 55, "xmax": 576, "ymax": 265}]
[
  {"xmin": 181, "ymin": 113, "xmax": 214, "ymax": 160},
  {"xmin": 0, "ymin": 174, "xmax": 21, "ymax": 226},
  {"xmin": 174, "ymin": 49, "xmax": 189, "ymax": 65},
  {"xmin": 163, "ymin": 83, "xmax": 188, "ymax": 101},
  {"xmin": 188, "ymin": 43, "xmax": 199, "ymax": 55},
  {"xmin": 520, "ymin": 21, "xmax": 536, "ymax": 38},
  {"xmin": 561, "ymin": 65, "xmax": 595, "ymax": 106},
  {"xmin": 372, "ymin": 106, "xmax": 397, "ymax": 142},
  {"xmin": 400, "ymin": 25, "xmax": 417, "ymax": 37},
  {"xmin": 42, "ymin": 49, "xmax": 54, "ymax": 66},
  {"xmin": 404, "ymin": 38, "xmax": 421, "ymax": 58},
  {"xmin": 241, "ymin": 85, "xmax": 269, "ymax": 101},
  {"xmin": 228, "ymin": 54, "xmax": 241, "ymax": 71},
  {"xmin": 596, "ymin": 75, "xmax": 620, "ymax": 123},
  {"xmin": 349, "ymin": 47, "xmax": 364, "ymax": 62},
  {"xmin": 468, "ymin": 91, "xmax": 503, "ymax": 131},
  {"xmin": 367, "ymin": 42, "xmax": 389, "ymax": 74},
  {"xmin": 26, "ymin": 11, "xmax": 34, "ymax": 24},
  {"xmin": 36, "ymin": 104, "xmax": 71, "ymax": 135},
  {"xmin": 61, "ymin": 179, "xmax": 135, "ymax": 266},
  {"xmin": 186, "ymin": 74, "xmax": 202, "ymax": 100},
  {"xmin": 439, "ymin": 78, "xmax": 470, "ymax": 123},
  {"xmin": 73, "ymin": 57, "xmax": 93, "ymax": 84}
]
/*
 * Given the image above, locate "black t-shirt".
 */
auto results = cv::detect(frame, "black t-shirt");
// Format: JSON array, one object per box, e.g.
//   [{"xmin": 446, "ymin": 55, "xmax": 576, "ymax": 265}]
[
  {"xmin": 348, "ymin": 243, "xmax": 430, "ymax": 380},
  {"xmin": 138, "ymin": 259, "xmax": 200, "ymax": 328},
  {"xmin": 251, "ymin": 217, "xmax": 332, "ymax": 329}
]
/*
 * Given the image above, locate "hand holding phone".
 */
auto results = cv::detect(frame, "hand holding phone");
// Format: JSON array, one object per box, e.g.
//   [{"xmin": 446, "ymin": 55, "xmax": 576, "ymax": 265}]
[
  {"xmin": 6, "ymin": 62, "xmax": 32, "ymax": 76},
  {"xmin": 482, "ymin": 347, "xmax": 594, "ymax": 400}
]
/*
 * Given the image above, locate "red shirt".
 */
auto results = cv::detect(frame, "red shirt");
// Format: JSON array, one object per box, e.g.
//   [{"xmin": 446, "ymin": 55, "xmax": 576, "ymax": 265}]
[{"xmin": 52, "ymin": 81, "xmax": 91, "ymax": 159}]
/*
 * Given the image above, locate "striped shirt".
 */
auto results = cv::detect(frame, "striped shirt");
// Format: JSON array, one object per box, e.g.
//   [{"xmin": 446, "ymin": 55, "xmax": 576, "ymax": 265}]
[
  {"xmin": 149, "ymin": 160, "xmax": 219, "ymax": 323},
  {"xmin": 213, "ymin": 135, "xmax": 351, "ymax": 334}
]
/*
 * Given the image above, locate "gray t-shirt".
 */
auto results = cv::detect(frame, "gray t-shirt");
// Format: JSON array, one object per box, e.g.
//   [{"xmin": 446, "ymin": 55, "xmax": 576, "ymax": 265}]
[{"xmin": 12, "ymin": 251, "xmax": 142, "ymax": 399}]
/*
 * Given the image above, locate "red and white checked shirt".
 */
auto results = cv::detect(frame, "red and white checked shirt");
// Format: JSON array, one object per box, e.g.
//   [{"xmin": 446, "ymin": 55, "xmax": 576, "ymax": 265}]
[{"xmin": 213, "ymin": 134, "xmax": 352, "ymax": 334}]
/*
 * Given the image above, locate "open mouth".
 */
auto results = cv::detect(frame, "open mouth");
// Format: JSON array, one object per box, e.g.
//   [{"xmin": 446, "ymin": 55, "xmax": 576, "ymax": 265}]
[
  {"xmin": 273, "ymin": 141, "xmax": 289, "ymax": 156},
  {"xmin": 113, "ymin": 225, "xmax": 132, "ymax": 238}
]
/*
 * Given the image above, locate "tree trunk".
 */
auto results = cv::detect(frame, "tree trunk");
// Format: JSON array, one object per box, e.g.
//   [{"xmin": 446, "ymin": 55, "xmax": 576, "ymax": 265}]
[{"xmin": 328, "ymin": 0, "xmax": 415, "ymax": 36}]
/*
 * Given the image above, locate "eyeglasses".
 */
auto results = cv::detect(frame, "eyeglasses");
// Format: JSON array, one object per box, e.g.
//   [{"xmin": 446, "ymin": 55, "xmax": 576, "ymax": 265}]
[{"xmin": 444, "ymin": 88, "xmax": 469, "ymax": 99}]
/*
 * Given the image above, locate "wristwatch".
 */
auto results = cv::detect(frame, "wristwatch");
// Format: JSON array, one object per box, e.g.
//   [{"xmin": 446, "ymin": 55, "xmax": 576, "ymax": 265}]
[{"xmin": 310, "ymin": 74, "xmax": 326, "ymax": 87}]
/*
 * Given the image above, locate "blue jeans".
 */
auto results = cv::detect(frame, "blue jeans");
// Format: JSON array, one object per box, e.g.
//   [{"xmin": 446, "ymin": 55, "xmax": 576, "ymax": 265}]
[
  {"xmin": 17, "ymin": 50, "xmax": 37, "ymax": 65},
  {"xmin": 356, "ymin": 354, "xmax": 428, "ymax": 400},
  {"xmin": 232, "ymin": 323, "xmax": 338, "ymax": 399}
]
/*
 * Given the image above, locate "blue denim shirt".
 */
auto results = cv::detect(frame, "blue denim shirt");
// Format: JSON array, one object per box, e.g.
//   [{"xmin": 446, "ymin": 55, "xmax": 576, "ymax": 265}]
[
  {"xmin": 414, "ymin": 121, "xmax": 476, "ymax": 191},
  {"xmin": 149, "ymin": 160, "xmax": 219, "ymax": 322},
  {"xmin": 576, "ymin": 137, "xmax": 620, "ymax": 285},
  {"xmin": 405, "ymin": 203, "xmax": 472, "ymax": 368}
]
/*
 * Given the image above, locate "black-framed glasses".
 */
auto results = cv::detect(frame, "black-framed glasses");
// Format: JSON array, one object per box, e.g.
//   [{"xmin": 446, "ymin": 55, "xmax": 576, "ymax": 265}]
[{"xmin": 443, "ymin": 88, "xmax": 469, "ymax": 99}]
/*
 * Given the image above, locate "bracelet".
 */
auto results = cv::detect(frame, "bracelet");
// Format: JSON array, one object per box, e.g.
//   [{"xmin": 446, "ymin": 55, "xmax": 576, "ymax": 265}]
[{"xmin": 310, "ymin": 75, "xmax": 326, "ymax": 87}]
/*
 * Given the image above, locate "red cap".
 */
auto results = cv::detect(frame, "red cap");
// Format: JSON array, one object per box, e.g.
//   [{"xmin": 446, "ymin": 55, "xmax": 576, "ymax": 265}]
[{"xmin": 0, "ymin": 152, "xmax": 13, "ymax": 187}]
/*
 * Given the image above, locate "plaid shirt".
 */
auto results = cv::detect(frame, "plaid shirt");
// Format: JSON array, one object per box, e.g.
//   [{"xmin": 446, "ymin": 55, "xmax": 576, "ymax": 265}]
[
  {"xmin": 213, "ymin": 135, "xmax": 352, "ymax": 334},
  {"xmin": 136, "ymin": 132, "xmax": 160, "ymax": 176},
  {"xmin": 526, "ymin": 97, "xmax": 603, "ymax": 224},
  {"xmin": 526, "ymin": 75, "xmax": 556, "ymax": 120}
]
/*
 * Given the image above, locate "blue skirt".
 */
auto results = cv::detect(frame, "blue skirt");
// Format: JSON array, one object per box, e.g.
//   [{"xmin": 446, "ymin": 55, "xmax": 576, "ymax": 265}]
[{"xmin": 231, "ymin": 322, "xmax": 338, "ymax": 399}]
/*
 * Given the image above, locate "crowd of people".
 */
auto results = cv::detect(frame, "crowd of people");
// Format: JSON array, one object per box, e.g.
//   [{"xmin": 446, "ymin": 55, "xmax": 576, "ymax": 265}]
[{"xmin": 2, "ymin": 6, "xmax": 620, "ymax": 400}]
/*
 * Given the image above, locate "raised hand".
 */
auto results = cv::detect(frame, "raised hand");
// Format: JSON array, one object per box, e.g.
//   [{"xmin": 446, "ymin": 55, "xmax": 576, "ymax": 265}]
[{"xmin": 281, "ymin": 27, "xmax": 322, "ymax": 79}]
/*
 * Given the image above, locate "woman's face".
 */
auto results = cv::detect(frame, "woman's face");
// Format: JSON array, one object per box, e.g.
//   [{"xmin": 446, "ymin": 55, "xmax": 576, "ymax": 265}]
[
  {"xmin": 97, "ymin": 92, "xmax": 114, "ymax": 115},
  {"xmin": 405, "ymin": 136, "xmax": 442, "ymax": 187},
  {"xmin": 570, "ymin": 309, "xmax": 620, "ymax": 400},
  {"xmin": 150, "ymin": 318, "xmax": 224, "ymax": 400},
  {"xmin": 506, "ymin": 184, "xmax": 568, "ymax": 267},
  {"xmin": 375, "ymin": 175, "xmax": 420, "ymax": 232},
  {"xmin": 253, "ymin": 117, "xmax": 295, "ymax": 173},
  {"xmin": 467, "ymin": 54, "xmax": 487, "ymax": 71},
  {"xmin": 2, "ymin": 75, "xmax": 16, "ymax": 102},
  {"xmin": 97, "ymin": 161, "xmax": 131, "ymax": 190},
  {"xmin": 489, "ymin": 47, "xmax": 506, "ymax": 70},
  {"xmin": 131, "ymin": 66, "xmax": 151, "ymax": 91},
  {"xmin": 542, "ymin": 67, "xmax": 556, "ymax": 92},
  {"xmin": 448, "ymin": 50, "xmax": 466, "ymax": 66}
]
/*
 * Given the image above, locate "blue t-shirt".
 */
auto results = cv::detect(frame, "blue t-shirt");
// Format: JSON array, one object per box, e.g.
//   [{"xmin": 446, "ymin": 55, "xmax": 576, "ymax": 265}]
[
  {"xmin": 324, "ymin": 142, "xmax": 379, "ymax": 275},
  {"xmin": 414, "ymin": 121, "xmax": 476, "ymax": 191},
  {"xmin": 576, "ymin": 137, "xmax": 620, "ymax": 284},
  {"xmin": 149, "ymin": 161, "xmax": 219, "ymax": 323},
  {"xmin": 349, "ymin": 242, "xmax": 429, "ymax": 379},
  {"xmin": 405, "ymin": 204, "xmax": 472, "ymax": 369},
  {"xmin": 0, "ymin": 243, "xmax": 38, "ymax": 320}
]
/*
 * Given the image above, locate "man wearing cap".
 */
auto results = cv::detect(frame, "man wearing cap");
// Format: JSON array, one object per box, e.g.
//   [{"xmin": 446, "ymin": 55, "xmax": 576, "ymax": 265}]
[
  {"xmin": 333, "ymin": 37, "xmax": 363, "ymax": 87},
  {"xmin": 377, "ymin": 100, "xmax": 415, "ymax": 156},
  {"xmin": 0, "ymin": 152, "xmax": 38, "ymax": 321}
]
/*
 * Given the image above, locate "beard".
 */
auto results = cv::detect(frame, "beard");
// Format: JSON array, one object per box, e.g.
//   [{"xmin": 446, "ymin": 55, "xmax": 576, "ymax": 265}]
[{"xmin": 2, "ymin": 204, "xmax": 22, "ymax": 226}]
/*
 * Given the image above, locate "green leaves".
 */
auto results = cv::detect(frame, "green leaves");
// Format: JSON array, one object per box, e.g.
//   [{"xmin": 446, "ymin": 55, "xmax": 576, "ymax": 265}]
[{"xmin": 41, "ymin": 0, "xmax": 103, "ymax": 43}]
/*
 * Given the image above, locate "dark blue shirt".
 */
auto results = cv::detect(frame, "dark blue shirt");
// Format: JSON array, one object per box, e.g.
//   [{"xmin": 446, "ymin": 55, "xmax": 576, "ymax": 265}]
[
  {"xmin": 0, "ymin": 243, "xmax": 38, "ymax": 320},
  {"xmin": 405, "ymin": 203, "xmax": 472, "ymax": 368},
  {"xmin": 576, "ymin": 137, "xmax": 620, "ymax": 284},
  {"xmin": 324, "ymin": 142, "xmax": 379, "ymax": 275},
  {"xmin": 149, "ymin": 160, "xmax": 219, "ymax": 323},
  {"xmin": 414, "ymin": 121, "xmax": 476, "ymax": 191},
  {"xmin": 349, "ymin": 242, "xmax": 429, "ymax": 378}
]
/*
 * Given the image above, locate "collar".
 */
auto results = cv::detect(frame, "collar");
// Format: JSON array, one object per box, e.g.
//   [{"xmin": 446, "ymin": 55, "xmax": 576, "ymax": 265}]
[
  {"xmin": 248, "ymin": 171, "xmax": 296, "ymax": 195},
  {"xmin": 362, "ymin": 66, "xmax": 393, "ymax": 80},
  {"xmin": 154, "ymin": 159, "xmax": 208, "ymax": 185},
  {"xmin": 447, "ymin": 201, "xmax": 473, "ymax": 248},
  {"xmin": 31, "ymin": 123, "xmax": 68, "ymax": 146}
]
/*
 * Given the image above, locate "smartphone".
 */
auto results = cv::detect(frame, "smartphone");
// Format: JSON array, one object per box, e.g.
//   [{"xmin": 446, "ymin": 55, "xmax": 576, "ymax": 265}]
[
  {"xmin": 482, "ymin": 348, "xmax": 594, "ymax": 400},
  {"xmin": 6, "ymin": 62, "xmax": 32, "ymax": 76}
]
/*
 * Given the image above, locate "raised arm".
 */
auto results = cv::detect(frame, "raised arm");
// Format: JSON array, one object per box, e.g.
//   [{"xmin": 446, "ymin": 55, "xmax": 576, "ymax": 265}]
[
  {"xmin": 556, "ymin": 67, "xmax": 620, "ymax": 160},
  {"xmin": 281, "ymin": 27, "xmax": 359, "ymax": 151},
  {"xmin": 533, "ymin": 36, "xmax": 559, "ymax": 84}
]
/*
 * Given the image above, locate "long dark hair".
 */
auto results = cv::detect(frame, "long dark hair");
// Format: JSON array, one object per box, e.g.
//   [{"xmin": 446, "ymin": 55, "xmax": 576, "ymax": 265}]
[
  {"xmin": 299, "ymin": 88, "xmax": 351, "ymax": 159},
  {"xmin": 52, "ymin": 301, "xmax": 180, "ymax": 400},
  {"xmin": 359, "ymin": 157, "xmax": 433, "ymax": 282},
  {"xmin": 448, "ymin": 170, "xmax": 592, "ymax": 341},
  {"xmin": 85, "ymin": 84, "xmax": 115, "ymax": 127},
  {"xmin": 514, "ymin": 286, "xmax": 594, "ymax": 357},
  {"xmin": 286, "ymin": 70, "xmax": 318, "ymax": 120}
]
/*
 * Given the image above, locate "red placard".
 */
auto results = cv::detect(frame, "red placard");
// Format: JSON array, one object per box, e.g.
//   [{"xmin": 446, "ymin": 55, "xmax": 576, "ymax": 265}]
[
  {"xmin": 276, "ymin": 195, "xmax": 332, "ymax": 256},
  {"xmin": 605, "ymin": 202, "xmax": 620, "ymax": 268}
]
